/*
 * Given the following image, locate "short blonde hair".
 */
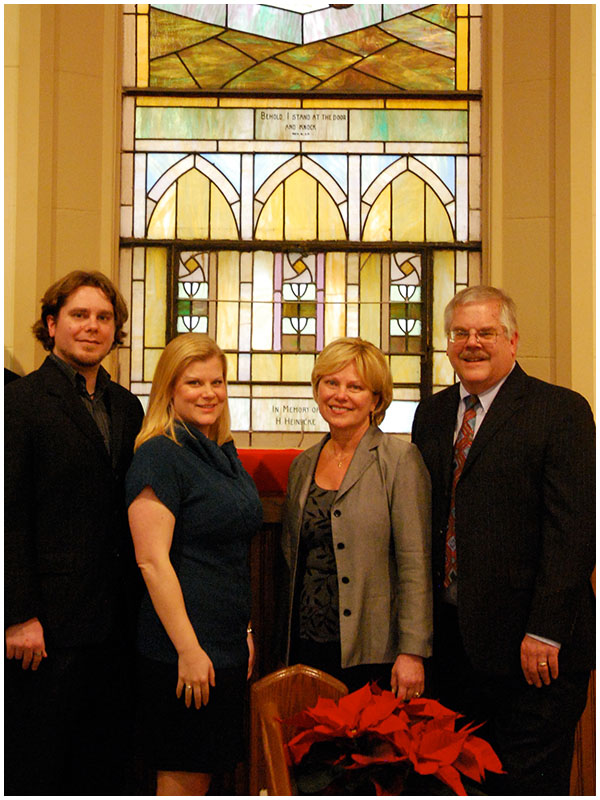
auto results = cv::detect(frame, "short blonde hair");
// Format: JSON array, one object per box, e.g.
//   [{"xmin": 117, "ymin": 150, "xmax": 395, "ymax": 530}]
[
  {"xmin": 135, "ymin": 333, "xmax": 232, "ymax": 450},
  {"xmin": 311, "ymin": 337, "xmax": 393, "ymax": 426}
]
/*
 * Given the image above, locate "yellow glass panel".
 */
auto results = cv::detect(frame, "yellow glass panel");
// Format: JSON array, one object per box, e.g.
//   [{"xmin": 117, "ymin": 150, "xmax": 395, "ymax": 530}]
[
  {"xmin": 390, "ymin": 355, "xmax": 421, "ymax": 384},
  {"xmin": 324, "ymin": 251, "xmax": 346, "ymax": 342},
  {"xmin": 363, "ymin": 185, "xmax": 390, "ymax": 241},
  {"xmin": 433, "ymin": 351, "xmax": 454, "ymax": 386},
  {"xmin": 217, "ymin": 302, "xmax": 239, "ymax": 350},
  {"xmin": 144, "ymin": 248, "xmax": 167, "ymax": 347},
  {"xmin": 148, "ymin": 183, "xmax": 176, "ymax": 239},
  {"xmin": 433, "ymin": 250, "xmax": 455, "ymax": 350},
  {"xmin": 177, "ymin": 170, "xmax": 209, "ymax": 239},
  {"xmin": 318, "ymin": 185, "xmax": 346, "ymax": 240},
  {"xmin": 137, "ymin": 96, "xmax": 218, "ymax": 106},
  {"xmin": 255, "ymin": 183, "xmax": 283, "ymax": 239},
  {"xmin": 425, "ymin": 186, "xmax": 454, "ymax": 241},
  {"xmin": 303, "ymin": 99, "xmax": 384, "ymax": 108},
  {"xmin": 252, "ymin": 252, "xmax": 273, "ymax": 350},
  {"xmin": 386, "ymin": 99, "xmax": 468, "ymax": 110},
  {"xmin": 137, "ymin": 13, "xmax": 149, "ymax": 88},
  {"xmin": 220, "ymin": 97, "xmax": 300, "ymax": 108},
  {"xmin": 282, "ymin": 354, "xmax": 314, "ymax": 383},
  {"xmin": 456, "ymin": 5, "xmax": 469, "ymax": 16},
  {"xmin": 224, "ymin": 352, "xmax": 238, "ymax": 382},
  {"xmin": 217, "ymin": 250, "xmax": 240, "ymax": 301},
  {"xmin": 210, "ymin": 185, "xmax": 238, "ymax": 239},
  {"xmin": 392, "ymin": 173, "xmax": 425, "ymax": 241},
  {"xmin": 456, "ymin": 18, "xmax": 469, "ymax": 91},
  {"xmin": 359, "ymin": 253, "xmax": 380, "ymax": 345},
  {"xmin": 252, "ymin": 353, "xmax": 281, "ymax": 382},
  {"xmin": 144, "ymin": 348, "xmax": 162, "ymax": 382},
  {"xmin": 285, "ymin": 171, "xmax": 317, "ymax": 240}
]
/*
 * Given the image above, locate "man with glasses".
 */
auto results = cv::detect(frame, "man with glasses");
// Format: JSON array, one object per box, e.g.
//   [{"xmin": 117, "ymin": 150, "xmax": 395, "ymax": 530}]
[{"xmin": 412, "ymin": 286, "xmax": 594, "ymax": 795}]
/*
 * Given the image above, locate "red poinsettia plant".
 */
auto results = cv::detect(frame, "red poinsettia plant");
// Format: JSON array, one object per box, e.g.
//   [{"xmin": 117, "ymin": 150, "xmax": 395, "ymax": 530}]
[{"xmin": 284, "ymin": 683, "xmax": 503, "ymax": 796}]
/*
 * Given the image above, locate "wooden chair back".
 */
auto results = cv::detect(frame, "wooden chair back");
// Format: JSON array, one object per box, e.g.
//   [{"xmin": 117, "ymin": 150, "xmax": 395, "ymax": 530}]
[{"xmin": 249, "ymin": 664, "xmax": 348, "ymax": 795}]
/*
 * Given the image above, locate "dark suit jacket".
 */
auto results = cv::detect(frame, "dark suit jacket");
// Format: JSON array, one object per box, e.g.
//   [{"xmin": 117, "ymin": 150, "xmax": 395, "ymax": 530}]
[
  {"xmin": 412, "ymin": 362, "xmax": 595, "ymax": 676},
  {"xmin": 4, "ymin": 356, "xmax": 144, "ymax": 648}
]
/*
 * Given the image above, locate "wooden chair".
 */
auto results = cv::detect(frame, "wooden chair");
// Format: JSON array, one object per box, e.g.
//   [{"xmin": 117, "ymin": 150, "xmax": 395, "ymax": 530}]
[{"xmin": 249, "ymin": 664, "xmax": 348, "ymax": 795}]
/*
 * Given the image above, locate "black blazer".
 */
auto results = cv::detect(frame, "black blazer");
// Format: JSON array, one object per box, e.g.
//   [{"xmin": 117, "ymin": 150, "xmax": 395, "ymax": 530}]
[
  {"xmin": 4, "ymin": 356, "xmax": 144, "ymax": 648},
  {"xmin": 412, "ymin": 363, "xmax": 595, "ymax": 676}
]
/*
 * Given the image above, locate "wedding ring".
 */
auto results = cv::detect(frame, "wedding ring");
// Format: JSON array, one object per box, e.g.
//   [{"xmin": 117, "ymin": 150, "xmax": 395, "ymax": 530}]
[
  {"xmin": 185, "ymin": 684, "xmax": 192, "ymax": 690},
  {"xmin": 33, "ymin": 652, "xmax": 43, "ymax": 656},
  {"xmin": 537, "ymin": 661, "xmax": 548, "ymax": 667},
  {"xmin": 414, "ymin": 692, "xmax": 421, "ymax": 698}
]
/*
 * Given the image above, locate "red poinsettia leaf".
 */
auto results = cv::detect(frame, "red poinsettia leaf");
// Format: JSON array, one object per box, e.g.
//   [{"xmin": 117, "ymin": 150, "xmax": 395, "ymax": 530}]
[
  {"xmin": 434, "ymin": 764, "xmax": 468, "ymax": 796},
  {"xmin": 286, "ymin": 728, "xmax": 343, "ymax": 764},
  {"xmin": 358, "ymin": 691, "xmax": 401, "ymax": 730},
  {"xmin": 453, "ymin": 748, "xmax": 484, "ymax": 782},
  {"xmin": 401, "ymin": 698, "xmax": 462, "ymax": 728},
  {"xmin": 350, "ymin": 751, "xmax": 407, "ymax": 768},
  {"xmin": 460, "ymin": 735, "xmax": 504, "ymax": 774},
  {"xmin": 335, "ymin": 683, "xmax": 375, "ymax": 724},
  {"xmin": 410, "ymin": 729, "xmax": 466, "ymax": 769}
]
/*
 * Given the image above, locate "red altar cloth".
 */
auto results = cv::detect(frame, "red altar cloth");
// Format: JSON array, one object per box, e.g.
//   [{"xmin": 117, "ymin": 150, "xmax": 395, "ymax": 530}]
[{"xmin": 237, "ymin": 448, "xmax": 302, "ymax": 494}]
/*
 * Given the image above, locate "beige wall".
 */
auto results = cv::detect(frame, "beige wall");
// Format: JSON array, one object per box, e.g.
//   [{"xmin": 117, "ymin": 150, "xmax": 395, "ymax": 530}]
[
  {"xmin": 4, "ymin": 4, "xmax": 595, "ymax": 410},
  {"xmin": 4, "ymin": 4, "xmax": 122, "ymax": 377}
]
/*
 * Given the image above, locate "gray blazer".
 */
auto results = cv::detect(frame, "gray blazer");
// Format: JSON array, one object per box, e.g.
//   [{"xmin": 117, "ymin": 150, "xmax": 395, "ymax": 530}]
[{"xmin": 280, "ymin": 426, "xmax": 432, "ymax": 669}]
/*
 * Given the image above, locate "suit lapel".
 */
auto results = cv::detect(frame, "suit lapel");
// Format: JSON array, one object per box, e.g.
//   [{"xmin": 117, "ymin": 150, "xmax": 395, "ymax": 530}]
[
  {"xmin": 335, "ymin": 427, "xmax": 381, "ymax": 503},
  {"xmin": 460, "ymin": 363, "xmax": 527, "ymax": 480},
  {"xmin": 437, "ymin": 386, "xmax": 461, "ymax": 493},
  {"xmin": 40, "ymin": 358, "xmax": 112, "ymax": 463}
]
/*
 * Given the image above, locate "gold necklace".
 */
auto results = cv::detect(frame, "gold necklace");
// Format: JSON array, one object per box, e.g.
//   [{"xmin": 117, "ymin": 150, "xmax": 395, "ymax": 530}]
[{"xmin": 330, "ymin": 445, "xmax": 351, "ymax": 468}]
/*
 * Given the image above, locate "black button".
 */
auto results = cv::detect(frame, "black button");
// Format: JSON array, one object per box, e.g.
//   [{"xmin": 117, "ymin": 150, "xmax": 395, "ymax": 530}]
[
  {"xmin": 333, "ymin": 509, "xmax": 341, "ymax": 517},
  {"xmin": 343, "ymin": 609, "xmax": 351, "ymax": 617},
  {"xmin": 341, "ymin": 576, "xmax": 350, "ymax": 584},
  {"xmin": 337, "ymin": 542, "xmax": 345, "ymax": 550}
]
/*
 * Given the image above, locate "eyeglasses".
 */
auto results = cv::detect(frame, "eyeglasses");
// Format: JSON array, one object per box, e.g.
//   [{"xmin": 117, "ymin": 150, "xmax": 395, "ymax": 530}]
[{"xmin": 448, "ymin": 328, "xmax": 503, "ymax": 345}]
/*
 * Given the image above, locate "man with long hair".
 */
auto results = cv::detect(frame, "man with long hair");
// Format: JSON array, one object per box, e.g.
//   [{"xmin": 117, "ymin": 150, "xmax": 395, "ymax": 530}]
[{"xmin": 5, "ymin": 271, "xmax": 145, "ymax": 795}]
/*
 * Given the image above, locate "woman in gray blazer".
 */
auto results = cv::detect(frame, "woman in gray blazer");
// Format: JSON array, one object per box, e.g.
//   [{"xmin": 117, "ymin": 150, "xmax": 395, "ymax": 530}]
[{"xmin": 280, "ymin": 338, "xmax": 432, "ymax": 697}]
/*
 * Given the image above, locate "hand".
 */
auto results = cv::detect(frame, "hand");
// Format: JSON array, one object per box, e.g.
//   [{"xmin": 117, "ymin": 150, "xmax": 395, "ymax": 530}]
[
  {"xmin": 176, "ymin": 646, "xmax": 215, "ymax": 709},
  {"xmin": 520, "ymin": 635, "xmax": 559, "ymax": 687},
  {"xmin": 247, "ymin": 629, "xmax": 256, "ymax": 680},
  {"xmin": 5, "ymin": 618, "xmax": 47, "ymax": 671},
  {"xmin": 390, "ymin": 653, "xmax": 424, "ymax": 701}
]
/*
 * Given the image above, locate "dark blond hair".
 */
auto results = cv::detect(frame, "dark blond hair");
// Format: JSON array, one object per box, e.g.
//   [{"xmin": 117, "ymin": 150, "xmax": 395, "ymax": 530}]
[
  {"xmin": 32, "ymin": 271, "xmax": 129, "ymax": 351},
  {"xmin": 135, "ymin": 333, "xmax": 232, "ymax": 450},
  {"xmin": 311, "ymin": 337, "xmax": 393, "ymax": 426},
  {"xmin": 444, "ymin": 286, "xmax": 518, "ymax": 339}
]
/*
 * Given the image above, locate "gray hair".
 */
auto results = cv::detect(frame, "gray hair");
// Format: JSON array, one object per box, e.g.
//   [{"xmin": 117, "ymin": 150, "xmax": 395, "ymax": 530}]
[{"xmin": 444, "ymin": 286, "xmax": 518, "ymax": 338}]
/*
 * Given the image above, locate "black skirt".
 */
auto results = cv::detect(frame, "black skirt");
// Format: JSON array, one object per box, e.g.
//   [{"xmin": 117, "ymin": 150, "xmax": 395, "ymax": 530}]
[{"xmin": 137, "ymin": 655, "xmax": 247, "ymax": 773}]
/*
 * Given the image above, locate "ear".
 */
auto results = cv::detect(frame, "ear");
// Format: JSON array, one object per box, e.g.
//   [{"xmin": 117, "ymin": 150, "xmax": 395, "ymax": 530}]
[
  {"xmin": 510, "ymin": 330, "xmax": 519, "ymax": 357},
  {"xmin": 46, "ymin": 315, "xmax": 57, "ymax": 338}
]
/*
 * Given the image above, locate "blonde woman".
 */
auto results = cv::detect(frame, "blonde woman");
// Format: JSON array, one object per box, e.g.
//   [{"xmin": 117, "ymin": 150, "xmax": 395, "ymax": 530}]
[
  {"xmin": 126, "ymin": 333, "xmax": 262, "ymax": 796},
  {"xmin": 280, "ymin": 337, "xmax": 432, "ymax": 697}
]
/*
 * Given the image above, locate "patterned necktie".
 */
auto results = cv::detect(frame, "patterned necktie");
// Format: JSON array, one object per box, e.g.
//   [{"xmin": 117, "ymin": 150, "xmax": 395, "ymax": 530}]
[{"xmin": 444, "ymin": 394, "xmax": 479, "ymax": 588}]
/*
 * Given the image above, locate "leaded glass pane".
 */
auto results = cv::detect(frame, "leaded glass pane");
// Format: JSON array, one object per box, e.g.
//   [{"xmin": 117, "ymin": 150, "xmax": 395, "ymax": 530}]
[
  {"xmin": 125, "ymin": 4, "xmax": 482, "ymax": 94},
  {"xmin": 120, "ymin": 5, "xmax": 482, "ymax": 440}
]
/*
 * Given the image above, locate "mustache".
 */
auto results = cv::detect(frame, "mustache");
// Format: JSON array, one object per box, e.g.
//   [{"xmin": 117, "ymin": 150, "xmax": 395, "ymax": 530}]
[{"xmin": 459, "ymin": 351, "xmax": 491, "ymax": 362}]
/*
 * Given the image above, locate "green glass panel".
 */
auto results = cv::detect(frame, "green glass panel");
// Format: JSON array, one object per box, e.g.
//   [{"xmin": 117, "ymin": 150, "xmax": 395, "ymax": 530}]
[
  {"xmin": 149, "ymin": 8, "xmax": 223, "ymax": 60},
  {"xmin": 414, "ymin": 5, "xmax": 457, "ymax": 33},
  {"xmin": 150, "ymin": 54, "xmax": 199, "ymax": 88},
  {"xmin": 277, "ymin": 41, "xmax": 361, "ymax": 80},
  {"xmin": 178, "ymin": 299, "xmax": 191, "ymax": 314},
  {"xmin": 329, "ymin": 26, "xmax": 397, "ymax": 57},
  {"xmin": 137, "ymin": 5, "xmax": 469, "ymax": 94},
  {"xmin": 350, "ymin": 109, "xmax": 468, "ymax": 143},
  {"xmin": 136, "ymin": 107, "xmax": 254, "ymax": 140},
  {"xmin": 180, "ymin": 40, "xmax": 255, "ymax": 90},
  {"xmin": 354, "ymin": 41, "xmax": 454, "ymax": 91},
  {"xmin": 380, "ymin": 14, "xmax": 455, "ymax": 58}
]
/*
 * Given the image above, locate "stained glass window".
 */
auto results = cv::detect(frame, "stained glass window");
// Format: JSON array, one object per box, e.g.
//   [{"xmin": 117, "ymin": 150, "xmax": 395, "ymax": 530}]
[{"xmin": 120, "ymin": 4, "xmax": 482, "ymax": 442}]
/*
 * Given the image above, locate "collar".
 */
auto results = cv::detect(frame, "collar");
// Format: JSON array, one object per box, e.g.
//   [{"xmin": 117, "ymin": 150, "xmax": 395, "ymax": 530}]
[
  {"xmin": 49, "ymin": 352, "xmax": 110, "ymax": 399},
  {"xmin": 458, "ymin": 362, "xmax": 516, "ymax": 414}
]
